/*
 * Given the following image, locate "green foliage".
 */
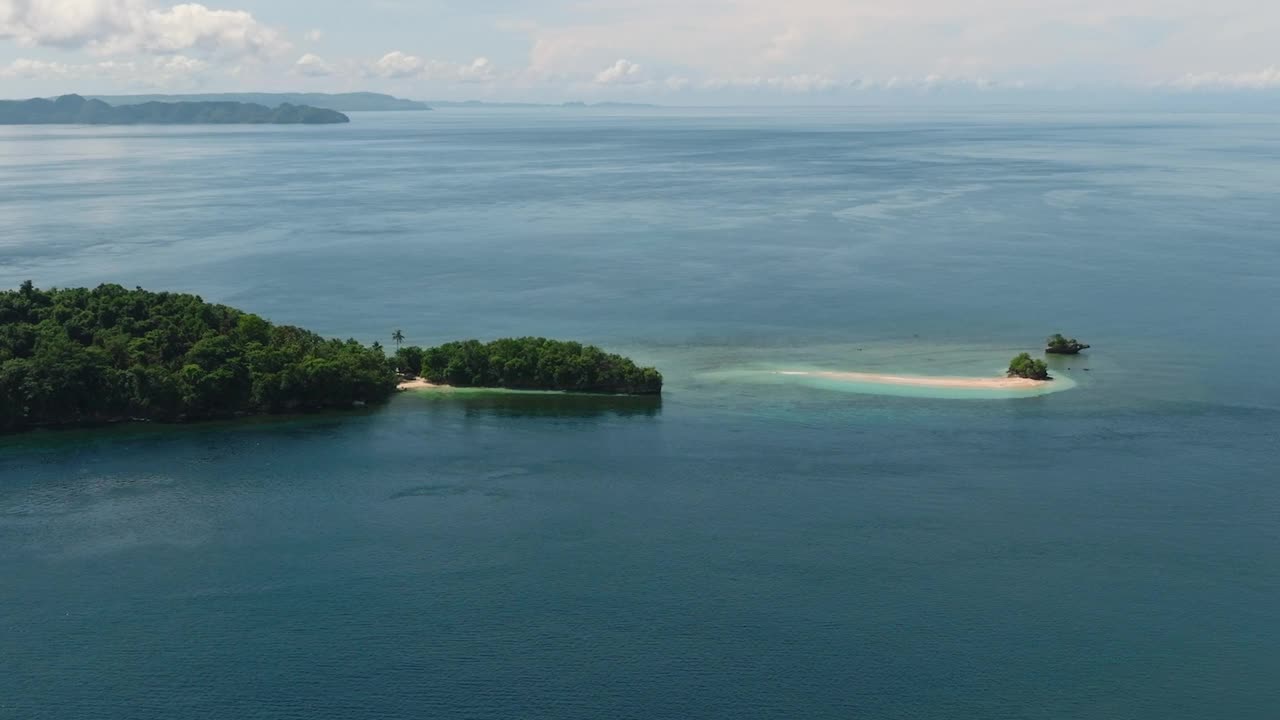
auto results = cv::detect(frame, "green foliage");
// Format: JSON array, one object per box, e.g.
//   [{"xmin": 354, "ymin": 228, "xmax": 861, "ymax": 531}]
[
  {"xmin": 395, "ymin": 346, "xmax": 424, "ymax": 376},
  {"xmin": 1046, "ymin": 333, "xmax": 1090, "ymax": 354},
  {"xmin": 406, "ymin": 337, "xmax": 663, "ymax": 395},
  {"xmin": 0, "ymin": 283, "xmax": 396, "ymax": 432},
  {"xmin": 1008, "ymin": 352, "xmax": 1051, "ymax": 381}
]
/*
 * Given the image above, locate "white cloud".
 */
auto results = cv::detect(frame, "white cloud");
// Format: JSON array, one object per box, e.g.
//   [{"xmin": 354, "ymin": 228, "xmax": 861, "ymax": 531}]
[
  {"xmin": 293, "ymin": 52, "xmax": 333, "ymax": 77},
  {"xmin": 365, "ymin": 51, "xmax": 497, "ymax": 83},
  {"xmin": 0, "ymin": 54, "xmax": 208, "ymax": 86},
  {"xmin": 518, "ymin": 0, "xmax": 1280, "ymax": 93},
  {"xmin": 456, "ymin": 57, "xmax": 494, "ymax": 83},
  {"xmin": 152, "ymin": 53, "xmax": 207, "ymax": 73},
  {"xmin": 0, "ymin": 58, "xmax": 75, "ymax": 79},
  {"xmin": 368, "ymin": 50, "xmax": 425, "ymax": 79},
  {"xmin": 0, "ymin": 0, "xmax": 287, "ymax": 58},
  {"xmin": 703, "ymin": 73, "xmax": 838, "ymax": 92},
  {"xmin": 595, "ymin": 58, "xmax": 643, "ymax": 85},
  {"xmin": 688, "ymin": 72, "xmax": 1019, "ymax": 95},
  {"xmin": 5, "ymin": 0, "xmax": 1280, "ymax": 99},
  {"xmin": 1170, "ymin": 67, "xmax": 1280, "ymax": 90}
]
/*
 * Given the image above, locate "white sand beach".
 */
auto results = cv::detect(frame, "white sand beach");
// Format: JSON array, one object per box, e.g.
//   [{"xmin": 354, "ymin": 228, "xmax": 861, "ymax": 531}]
[
  {"xmin": 397, "ymin": 377, "xmax": 445, "ymax": 390},
  {"xmin": 777, "ymin": 370, "xmax": 1049, "ymax": 390}
]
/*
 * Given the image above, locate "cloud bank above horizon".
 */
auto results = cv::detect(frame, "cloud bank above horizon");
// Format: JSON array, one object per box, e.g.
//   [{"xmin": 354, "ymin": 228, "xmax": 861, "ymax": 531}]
[{"xmin": 2, "ymin": 0, "xmax": 1278, "ymax": 102}]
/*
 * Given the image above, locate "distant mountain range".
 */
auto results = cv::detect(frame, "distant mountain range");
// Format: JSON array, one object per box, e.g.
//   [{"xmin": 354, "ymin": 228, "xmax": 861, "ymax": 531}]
[
  {"xmin": 88, "ymin": 92, "xmax": 430, "ymax": 112},
  {"xmin": 0, "ymin": 95, "xmax": 350, "ymax": 125}
]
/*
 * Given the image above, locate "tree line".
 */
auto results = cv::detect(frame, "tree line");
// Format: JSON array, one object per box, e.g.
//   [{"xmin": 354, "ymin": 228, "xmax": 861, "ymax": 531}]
[
  {"xmin": 394, "ymin": 337, "xmax": 663, "ymax": 395},
  {"xmin": 1007, "ymin": 353, "xmax": 1051, "ymax": 380},
  {"xmin": 0, "ymin": 283, "xmax": 396, "ymax": 432}
]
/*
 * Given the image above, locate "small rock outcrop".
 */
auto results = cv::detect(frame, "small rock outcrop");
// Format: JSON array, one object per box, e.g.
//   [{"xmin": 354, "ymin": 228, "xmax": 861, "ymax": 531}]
[{"xmin": 1045, "ymin": 333, "xmax": 1090, "ymax": 355}]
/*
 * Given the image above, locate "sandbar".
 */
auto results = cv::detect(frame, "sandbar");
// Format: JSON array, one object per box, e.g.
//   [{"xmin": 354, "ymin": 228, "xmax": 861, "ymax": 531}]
[{"xmin": 777, "ymin": 370, "xmax": 1049, "ymax": 390}]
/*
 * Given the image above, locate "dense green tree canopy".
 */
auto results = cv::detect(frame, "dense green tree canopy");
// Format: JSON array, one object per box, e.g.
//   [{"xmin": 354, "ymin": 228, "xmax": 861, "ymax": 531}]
[
  {"xmin": 1008, "ymin": 353, "xmax": 1052, "ymax": 381},
  {"xmin": 396, "ymin": 338, "xmax": 662, "ymax": 395},
  {"xmin": 0, "ymin": 284, "xmax": 395, "ymax": 432}
]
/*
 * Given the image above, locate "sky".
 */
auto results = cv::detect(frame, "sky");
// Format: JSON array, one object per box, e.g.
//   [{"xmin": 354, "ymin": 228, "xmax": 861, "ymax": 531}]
[{"xmin": 1, "ymin": 0, "xmax": 1278, "ymax": 103}]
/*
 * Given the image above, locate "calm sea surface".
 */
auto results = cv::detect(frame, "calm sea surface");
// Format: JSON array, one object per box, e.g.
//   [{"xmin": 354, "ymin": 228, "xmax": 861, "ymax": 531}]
[{"xmin": 1, "ymin": 108, "xmax": 1278, "ymax": 719}]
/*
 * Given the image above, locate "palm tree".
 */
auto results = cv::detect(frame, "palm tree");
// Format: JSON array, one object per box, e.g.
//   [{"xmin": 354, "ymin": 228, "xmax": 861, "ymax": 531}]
[{"xmin": 392, "ymin": 329, "xmax": 405, "ymax": 351}]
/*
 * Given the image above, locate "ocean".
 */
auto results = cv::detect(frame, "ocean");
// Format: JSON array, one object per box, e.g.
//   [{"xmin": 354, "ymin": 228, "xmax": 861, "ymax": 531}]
[{"xmin": 1, "ymin": 107, "xmax": 1278, "ymax": 719}]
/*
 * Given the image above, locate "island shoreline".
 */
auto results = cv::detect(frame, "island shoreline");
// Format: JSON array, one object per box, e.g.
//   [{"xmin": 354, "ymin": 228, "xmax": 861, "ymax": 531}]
[
  {"xmin": 397, "ymin": 377, "xmax": 446, "ymax": 390},
  {"xmin": 395, "ymin": 377, "xmax": 663, "ymax": 397}
]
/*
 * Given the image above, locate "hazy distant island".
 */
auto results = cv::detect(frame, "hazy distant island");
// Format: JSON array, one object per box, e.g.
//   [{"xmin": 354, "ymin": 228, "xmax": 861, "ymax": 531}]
[
  {"xmin": 424, "ymin": 100, "xmax": 659, "ymax": 109},
  {"xmin": 88, "ymin": 92, "xmax": 429, "ymax": 112},
  {"xmin": 0, "ymin": 94, "xmax": 349, "ymax": 125},
  {"xmin": 0, "ymin": 283, "xmax": 662, "ymax": 433},
  {"xmin": 392, "ymin": 338, "xmax": 663, "ymax": 395},
  {"xmin": 1045, "ymin": 333, "xmax": 1091, "ymax": 355}
]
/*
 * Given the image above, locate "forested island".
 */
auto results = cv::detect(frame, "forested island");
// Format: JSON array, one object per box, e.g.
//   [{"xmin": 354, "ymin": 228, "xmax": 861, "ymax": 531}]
[
  {"xmin": 0, "ymin": 284, "xmax": 664, "ymax": 433},
  {"xmin": 393, "ymin": 338, "xmax": 663, "ymax": 395},
  {"xmin": 1045, "ymin": 334, "xmax": 1091, "ymax": 355},
  {"xmin": 0, "ymin": 95, "xmax": 349, "ymax": 125},
  {"xmin": 1008, "ymin": 353, "xmax": 1052, "ymax": 380}
]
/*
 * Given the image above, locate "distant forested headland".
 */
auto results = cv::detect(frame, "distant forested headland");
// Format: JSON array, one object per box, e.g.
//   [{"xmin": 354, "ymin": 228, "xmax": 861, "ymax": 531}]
[
  {"xmin": 394, "ymin": 338, "xmax": 663, "ymax": 395},
  {"xmin": 87, "ymin": 92, "xmax": 430, "ymax": 112},
  {"xmin": 0, "ymin": 95, "xmax": 349, "ymax": 125},
  {"xmin": 0, "ymin": 284, "xmax": 663, "ymax": 433}
]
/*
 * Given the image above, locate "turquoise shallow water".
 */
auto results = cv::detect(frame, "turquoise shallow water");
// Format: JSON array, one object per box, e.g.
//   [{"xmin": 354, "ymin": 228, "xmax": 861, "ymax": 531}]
[
  {"xmin": 1, "ymin": 108, "xmax": 1279, "ymax": 719},
  {"xmin": 729, "ymin": 370, "xmax": 1075, "ymax": 399},
  {"xmin": 699, "ymin": 340, "xmax": 1080, "ymax": 399}
]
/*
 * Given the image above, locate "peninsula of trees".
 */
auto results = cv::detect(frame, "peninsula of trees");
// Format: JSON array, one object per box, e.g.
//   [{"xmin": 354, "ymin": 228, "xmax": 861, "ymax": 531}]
[
  {"xmin": 1007, "ymin": 353, "xmax": 1052, "ymax": 381},
  {"xmin": 0, "ymin": 284, "xmax": 665, "ymax": 433},
  {"xmin": 0, "ymin": 95, "xmax": 349, "ymax": 125},
  {"xmin": 1045, "ymin": 334, "xmax": 1091, "ymax": 355},
  {"xmin": 0, "ymin": 283, "xmax": 394, "ymax": 432},
  {"xmin": 394, "ymin": 338, "xmax": 663, "ymax": 395}
]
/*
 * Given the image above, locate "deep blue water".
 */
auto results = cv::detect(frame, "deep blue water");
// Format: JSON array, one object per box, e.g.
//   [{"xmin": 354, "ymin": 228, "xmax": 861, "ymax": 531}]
[{"xmin": 1, "ymin": 108, "xmax": 1278, "ymax": 719}]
